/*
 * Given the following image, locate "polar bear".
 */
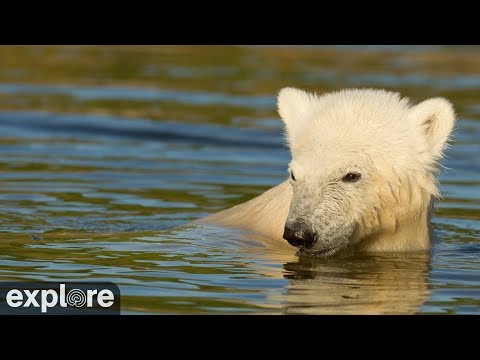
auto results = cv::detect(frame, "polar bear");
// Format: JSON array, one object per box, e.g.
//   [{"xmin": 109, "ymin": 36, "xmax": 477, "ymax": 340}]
[{"xmin": 200, "ymin": 88, "xmax": 456, "ymax": 257}]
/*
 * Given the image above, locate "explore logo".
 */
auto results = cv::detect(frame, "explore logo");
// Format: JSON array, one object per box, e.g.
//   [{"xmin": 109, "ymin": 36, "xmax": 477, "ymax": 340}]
[{"xmin": 0, "ymin": 282, "xmax": 120, "ymax": 315}]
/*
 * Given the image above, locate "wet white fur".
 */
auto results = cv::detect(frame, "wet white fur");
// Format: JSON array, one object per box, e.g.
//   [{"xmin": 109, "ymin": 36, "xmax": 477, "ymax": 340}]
[{"xmin": 202, "ymin": 88, "xmax": 456, "ymax": 255}]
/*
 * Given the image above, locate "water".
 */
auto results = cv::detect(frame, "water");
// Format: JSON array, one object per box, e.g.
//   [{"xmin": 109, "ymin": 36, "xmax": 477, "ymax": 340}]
[{"xmin": 0, "ymin": 45, "xmax": 478, "ymax": 314}]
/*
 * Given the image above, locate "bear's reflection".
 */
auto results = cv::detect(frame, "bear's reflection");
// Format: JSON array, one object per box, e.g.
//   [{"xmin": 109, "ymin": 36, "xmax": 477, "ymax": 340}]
[{"xmin": 278, "ymin": 253, "xmax": 431, "ymax": 314}]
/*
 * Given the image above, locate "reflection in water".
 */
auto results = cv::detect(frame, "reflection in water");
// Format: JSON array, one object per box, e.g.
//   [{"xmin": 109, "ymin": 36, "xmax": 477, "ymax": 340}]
[
  {"xmin": 280, "ymin": 254, "xmax": 430, "ymax": 314},
  {"xmin": 238, "ymin": 232, "xmax": 431, "ymax": 314},
  {"xmin": 170, "ymin": 227, "xmax": 432, "ymax": 315}
]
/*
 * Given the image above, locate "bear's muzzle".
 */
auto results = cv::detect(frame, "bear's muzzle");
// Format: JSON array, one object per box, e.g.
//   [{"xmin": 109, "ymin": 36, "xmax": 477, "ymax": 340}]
[{"xmin": 283, "ymin": 221, "xmax": 316, "ymax": 249}]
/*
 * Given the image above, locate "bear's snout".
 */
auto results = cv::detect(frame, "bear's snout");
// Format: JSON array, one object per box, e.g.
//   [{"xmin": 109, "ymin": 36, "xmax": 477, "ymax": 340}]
[{"xmin": 283, "ymin": 222, "xmax": 316, "ymax": 248}]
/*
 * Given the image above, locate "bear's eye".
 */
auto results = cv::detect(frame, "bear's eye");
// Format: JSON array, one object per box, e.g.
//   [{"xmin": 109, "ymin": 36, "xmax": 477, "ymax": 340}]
[
  {"xmin": 290, "ymin": 171, "xmax": 296, "ymax": 181},
  {"xmin": 342, "ymin": 172, "xmax": 361, "ymax": 183}
]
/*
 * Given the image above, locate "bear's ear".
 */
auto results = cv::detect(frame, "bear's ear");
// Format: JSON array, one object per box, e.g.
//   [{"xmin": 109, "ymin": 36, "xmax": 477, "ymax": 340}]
[
  {"xmin": 277, "ymin": 87, "xmax": 315, "ymax": 139},
  {"xmin": 409, "ymin": 97, "xmax": 456, "ymax": 159}
]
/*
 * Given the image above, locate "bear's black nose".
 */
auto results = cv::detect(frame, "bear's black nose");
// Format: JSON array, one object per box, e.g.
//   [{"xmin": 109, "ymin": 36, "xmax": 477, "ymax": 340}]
[{"xmin": 283, "ymin": 223, "xmax": 316, "ymax": 248}]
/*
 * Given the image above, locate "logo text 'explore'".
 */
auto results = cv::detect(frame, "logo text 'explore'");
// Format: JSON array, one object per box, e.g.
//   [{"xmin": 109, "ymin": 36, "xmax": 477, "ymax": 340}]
[
  {"xmin": 0, "ymin": 282, "xmax": 120, "ymax": 315},
  {"xmin": 7, "ymin": 284, "xmax": 114, "ymax": 313}
]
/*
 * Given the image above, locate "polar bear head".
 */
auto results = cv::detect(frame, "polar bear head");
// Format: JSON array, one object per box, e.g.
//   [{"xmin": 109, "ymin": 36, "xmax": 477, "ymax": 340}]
[{"xmin": 278, "ymin": 87, "xmax": 455, "ymax": 257}]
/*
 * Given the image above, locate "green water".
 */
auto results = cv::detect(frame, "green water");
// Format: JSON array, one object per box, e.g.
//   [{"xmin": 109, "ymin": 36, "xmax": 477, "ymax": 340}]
[{"xmin": 0, "ymin": 45, "xmax": 479, "ymax": 314}]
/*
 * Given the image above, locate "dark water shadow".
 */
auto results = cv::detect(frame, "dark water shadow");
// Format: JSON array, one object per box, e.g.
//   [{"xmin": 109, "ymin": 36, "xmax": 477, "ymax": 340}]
[{"xmin": 0, "ymin": 111, "xmax": 281, "ymax": 149}]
